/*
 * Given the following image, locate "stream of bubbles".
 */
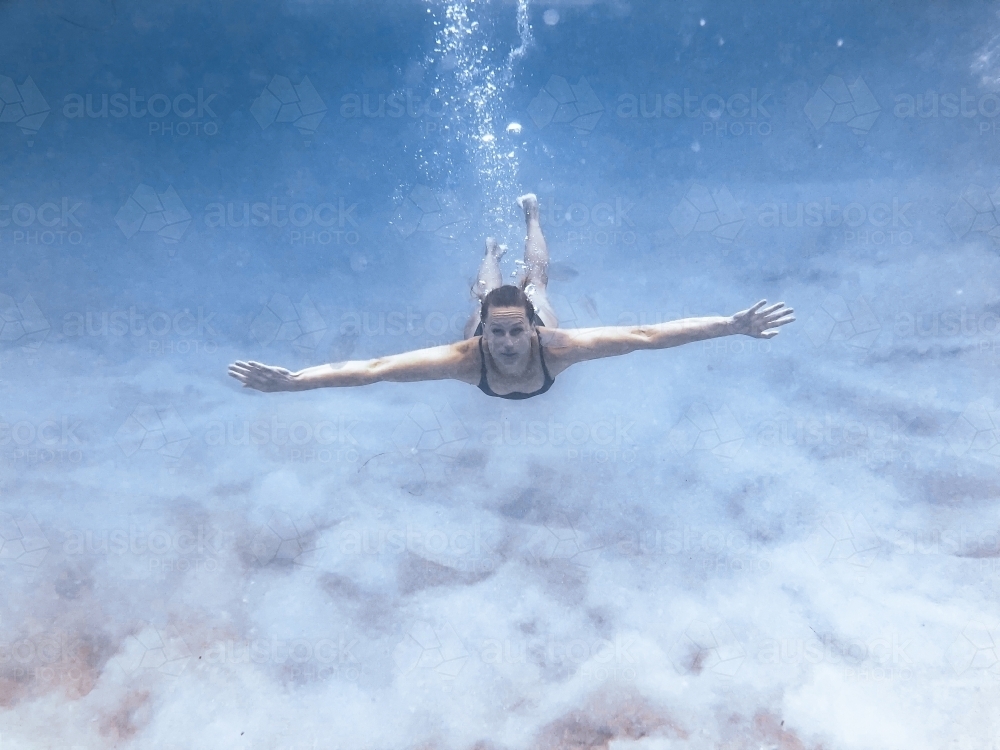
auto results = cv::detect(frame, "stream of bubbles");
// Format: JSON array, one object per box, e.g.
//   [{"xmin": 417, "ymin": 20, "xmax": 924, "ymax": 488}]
[{"xmin": 417, "ymin": 0, "xmax": 534, "ymax": 240}]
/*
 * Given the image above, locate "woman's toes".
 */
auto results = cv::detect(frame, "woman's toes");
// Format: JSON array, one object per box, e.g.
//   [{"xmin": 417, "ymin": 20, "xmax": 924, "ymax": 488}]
[
  {"xmin": 485, "ymin": 237, "xmax": 506, "ymax": 259},
  {"xmin": 517, "ymin": 193, "xmax": 539, "ymax": 221}
]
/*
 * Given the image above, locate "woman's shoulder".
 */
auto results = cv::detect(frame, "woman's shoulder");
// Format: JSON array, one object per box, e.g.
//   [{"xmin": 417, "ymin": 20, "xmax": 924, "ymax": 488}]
[
  {"xmin": 537, "ymin": 325, "xmax": 571, "ymax": 344},
  {"xmin": 445, "ymin": 336, "xmax": 485, "ymax": 385},
  {"xmin": 536, "ymin": 326, "xmax": 577, "ymax": 373}
]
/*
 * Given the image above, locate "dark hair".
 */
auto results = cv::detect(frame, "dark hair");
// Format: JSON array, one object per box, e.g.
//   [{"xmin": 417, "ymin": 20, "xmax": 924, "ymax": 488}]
[{"xmin": 480, "ymin": 284, "xmax": 536, "ymax": 324}]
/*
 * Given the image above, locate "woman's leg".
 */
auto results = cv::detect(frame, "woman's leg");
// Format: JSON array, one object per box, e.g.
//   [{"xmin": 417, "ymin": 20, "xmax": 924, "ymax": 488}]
[
  {"xmin": 463, "ymin": 237, "xmax": 506, "ymax": 339},
  {"xmin": 518, "ymin": 193, "xmax": 559, "ymax": 328}
]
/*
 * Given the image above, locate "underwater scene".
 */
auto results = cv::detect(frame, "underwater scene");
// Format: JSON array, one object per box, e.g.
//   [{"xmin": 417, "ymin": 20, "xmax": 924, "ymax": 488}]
[{"xmin": 1, "ymin": 0, "xmax": 1000, "ymax": 747}]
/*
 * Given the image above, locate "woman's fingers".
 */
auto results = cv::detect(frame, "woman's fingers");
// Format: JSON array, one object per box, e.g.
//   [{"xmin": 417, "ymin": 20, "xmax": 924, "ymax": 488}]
[
  {"xmin": 768, "ymin": 313, "xmax": 796, "ymax": 327},
  {"xmin": 232, "ymin": 361, "xmax": 274, "ymax": 374},
  {"xmin": 229, "ymin": 361, "xmax": 285, "ymax": 391},
  {"xmin": 756, "ymin": 319, "xmax": 794, "ymax": 336},
  {"xmin": 734, "ymin": 300, "xmax": 764, "ymax": 319},
  {"xmin": 759, "ymin": 318, "xmax": 797, "ymax": 338},
  {"xmin": 762, "ymin": 310, "xmax": 794, "ymax": 325}
]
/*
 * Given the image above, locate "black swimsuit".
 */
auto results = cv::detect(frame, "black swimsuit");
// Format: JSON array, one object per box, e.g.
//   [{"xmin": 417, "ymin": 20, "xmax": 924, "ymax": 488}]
[{"xmin": 474, "ymin": 315, "xmax": 555, "ymax": 399}]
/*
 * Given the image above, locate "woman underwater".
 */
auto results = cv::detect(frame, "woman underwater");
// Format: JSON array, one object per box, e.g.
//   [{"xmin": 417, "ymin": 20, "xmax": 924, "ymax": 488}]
[{"xmin": 228, "ymin": 194, "xmax": 795, "ymax": 399}]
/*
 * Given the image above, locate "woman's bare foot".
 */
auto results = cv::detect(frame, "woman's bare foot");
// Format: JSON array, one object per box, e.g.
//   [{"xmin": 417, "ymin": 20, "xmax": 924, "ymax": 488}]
[
  {"xmin": 471, "ymin": 237, "xmax": 508, "ymax": 301},
  {"xmin": 485, "ymin": 236, "xmax": 508, "ymax": 259},
  {"xmin": 517, "ymin": 193, "xmax": 539, "ymax": 223}
]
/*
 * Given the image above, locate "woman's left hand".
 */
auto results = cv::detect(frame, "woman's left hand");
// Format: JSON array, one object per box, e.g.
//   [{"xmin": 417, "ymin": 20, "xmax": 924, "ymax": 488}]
[{"xmin": 728, "ymin": 300, "xmax": 795, "ymax": 338}]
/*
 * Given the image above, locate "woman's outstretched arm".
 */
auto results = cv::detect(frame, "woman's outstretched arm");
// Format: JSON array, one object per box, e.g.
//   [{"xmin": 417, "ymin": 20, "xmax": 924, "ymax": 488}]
[
  {"xmin": 545, "ymin": 300, "xmax": 795, "ymax": 373},
  {"xmin": 228, "ymin": 340, "xmax": 479, "ymax": 392}
]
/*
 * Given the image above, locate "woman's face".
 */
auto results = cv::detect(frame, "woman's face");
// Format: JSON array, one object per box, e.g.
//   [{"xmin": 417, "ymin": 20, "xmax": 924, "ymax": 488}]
[{"xmin": 483, "ymin": 306, "xmax": 534, "ymax": 374}]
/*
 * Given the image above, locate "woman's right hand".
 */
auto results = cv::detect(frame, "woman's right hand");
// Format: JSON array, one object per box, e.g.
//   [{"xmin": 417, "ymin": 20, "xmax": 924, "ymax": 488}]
[{"xmin": 228, "ymin": 361, "xmax": 300, "ymax": 392}]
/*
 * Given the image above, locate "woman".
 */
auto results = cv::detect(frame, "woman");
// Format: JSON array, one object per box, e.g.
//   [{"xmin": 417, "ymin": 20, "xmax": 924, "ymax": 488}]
[{"xmin": 228, "ymin": 194, "xmax": 794, "ymax": 398}]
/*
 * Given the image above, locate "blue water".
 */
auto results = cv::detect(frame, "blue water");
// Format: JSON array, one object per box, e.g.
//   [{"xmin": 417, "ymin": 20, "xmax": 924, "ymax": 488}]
[{"xmin": 2, "ymin": 1, "xmax": 1000, "ymax": 747}]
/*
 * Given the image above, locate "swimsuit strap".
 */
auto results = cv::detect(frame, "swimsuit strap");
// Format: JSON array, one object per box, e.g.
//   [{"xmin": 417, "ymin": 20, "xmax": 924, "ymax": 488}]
[
  {"xmin": 477, "ymin": 336, "xmax": 494, "ymax": 394},
  {"xmin": 536, "ymin": 334, "xmax": 553, "ymax": 388}
]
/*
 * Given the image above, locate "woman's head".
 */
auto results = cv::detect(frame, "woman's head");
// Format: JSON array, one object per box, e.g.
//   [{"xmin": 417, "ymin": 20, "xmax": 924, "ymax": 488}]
[
  {"xmin": 479, "ymin": 284, "xmax": 537, "ymax": 374},
  {"xmin": 480, "ymin": 283, "xmax": 535, "ymax": 325}
]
